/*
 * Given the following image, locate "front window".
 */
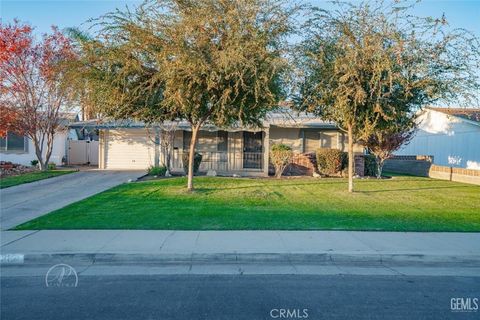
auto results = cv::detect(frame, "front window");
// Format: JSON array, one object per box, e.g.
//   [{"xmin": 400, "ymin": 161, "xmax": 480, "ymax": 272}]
[
  {"xmin": 217, "ymin": 131, "xmax": 228, "ymax": 152},
  {"xmin": 183, "ymin": 130, "xmax": 228, "ymax": 153},
  {"xmin": 0, "ymin": 132, "xmax": 27, "ymax": 152}
]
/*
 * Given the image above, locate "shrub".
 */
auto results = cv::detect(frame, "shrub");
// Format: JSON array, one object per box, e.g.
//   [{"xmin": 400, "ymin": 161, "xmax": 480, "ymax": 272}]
[
  {"xmin": 31, "ymin": 159, "xmax": 39, "ymax": 166},
  {"xmin": 270, "ymin": 144, "xmax": 293, "ymax": 178},
  {"xmin": 47, "ymin": 162, "xmax": 56, "ymax": 170},
  {"xmin": 364, "ymin": 155, "xmax": 377, "ymax": 177},
  {"xmin": 316, "ymin": 148, "xmax": 347, "ymax": 176},
  {"xmin": 148, "ymin": 165, "xmax": 167, "ymax": 177},
  {"xmin": 182, "ymin": 152, "xmax": 203, "ymax": 175}
]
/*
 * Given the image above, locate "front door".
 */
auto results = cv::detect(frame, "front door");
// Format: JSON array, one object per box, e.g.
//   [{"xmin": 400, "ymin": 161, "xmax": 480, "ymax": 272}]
[{"xmin": 243, "ymin": 131, "xmax": 263, "ymax": 169}]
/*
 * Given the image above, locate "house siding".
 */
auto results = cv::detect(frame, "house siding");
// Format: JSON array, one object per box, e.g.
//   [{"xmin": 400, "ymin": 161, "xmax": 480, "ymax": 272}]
[
  {"xmin": 99, "ymin": 126, "xmax": 364, "ymax": 174},
  {"xmin": 269, "ymin": 127, "xmax": 303, "ymax": 152},
  {"xmin": 396, "ymin": 109, "xmax": 480, "ymax": 169},
  {"xmin": 0, "ymin": 131, "xmax": 76, "ymax": 166},
  {"xmin": 269, "ymin": 127, "xmax": 363, "ymax": 154}
]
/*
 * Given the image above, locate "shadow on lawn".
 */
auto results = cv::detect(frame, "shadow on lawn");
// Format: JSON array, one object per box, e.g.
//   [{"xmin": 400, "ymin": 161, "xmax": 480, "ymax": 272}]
[
  {"xmin": 360, "ymin": 185, "xmax": 472, "ymax": 193},
  {"xmin": 172, "ymin": 176, "xmax": 467, "ymax": 195},
  {"xmin": 192, "ymin": 180, "xmax": 349, "ymax": 194},
  {"xmin": 359, "ymin": 177, "xmax": 435, "ymax": 184}
]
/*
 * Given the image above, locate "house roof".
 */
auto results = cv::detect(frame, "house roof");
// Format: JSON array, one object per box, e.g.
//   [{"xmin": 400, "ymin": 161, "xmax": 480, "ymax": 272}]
[
  {"xmin": 68, "ymin": 109, "xmax": 337, "ymax": 131},
  {"xmin": 59, "ymin": 112, "xmax": 79, "ymax": 121},
  {"xmin": 58, "ymin": 112, "xmax": 79, "ymax": 126},
  {"xmin": 265, "ymin": 109, "xmax": 337, "ymax": 128},
  {"xmin": 427, "ymin": 107, "xmax": 480, "ymax": 124}
]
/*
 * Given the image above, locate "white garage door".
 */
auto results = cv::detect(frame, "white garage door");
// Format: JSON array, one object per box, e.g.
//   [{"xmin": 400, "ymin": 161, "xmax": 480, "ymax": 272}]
[{"xmin": 104, "ymin": 129, "xmax": 154, "ymax": 169}]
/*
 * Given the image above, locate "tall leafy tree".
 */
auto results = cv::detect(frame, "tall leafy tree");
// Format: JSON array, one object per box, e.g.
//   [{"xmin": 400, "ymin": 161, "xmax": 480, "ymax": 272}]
[
  {"xmin": 296, "ymin": 0, "xmax": 479, "ymax": 192},
  {"xmin": 72, "ymin": 0, "xmax": 293, "ymax": 191},
  {"xmin": 0, "ymin": 22, "xmax": 77, "ymax": 170}
]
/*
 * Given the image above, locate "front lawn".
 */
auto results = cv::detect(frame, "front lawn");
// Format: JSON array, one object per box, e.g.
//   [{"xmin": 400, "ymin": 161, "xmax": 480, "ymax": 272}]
[
  {"xmin": 15, "ymin": 175, "xmax": 480, "ymax": 231},
  {"xmin": 0, "ymin": 170, "xmax": 76, "ymax": 189}
]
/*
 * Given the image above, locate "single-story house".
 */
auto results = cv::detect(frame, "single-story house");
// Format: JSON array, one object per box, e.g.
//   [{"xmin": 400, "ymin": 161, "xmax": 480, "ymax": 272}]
[
  {"xmin": 0, "ymin": 113, "xmax": 80, "ymax": 166},
  {"xmin": 69, "ymin": 110, "xmax": 364, "ymax": 176},
  {"xmin": 396, "ymin": 107, "xmax": 480, "ymax": 170}
]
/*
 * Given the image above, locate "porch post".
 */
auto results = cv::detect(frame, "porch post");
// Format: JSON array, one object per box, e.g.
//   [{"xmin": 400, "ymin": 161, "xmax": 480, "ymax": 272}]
[
  {"xmin": 263, "ymin": 127, "xmax": 270, "ymax": 177},
  {"xmin": 99, "ymin": 129, "xmax": 107, "ymax": 169}
]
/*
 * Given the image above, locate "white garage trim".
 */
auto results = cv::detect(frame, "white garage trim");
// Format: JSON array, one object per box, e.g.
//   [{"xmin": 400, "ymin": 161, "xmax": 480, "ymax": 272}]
[{"xmin": 103, "ymin": 129, "xmax": 155, "ymax": 169}]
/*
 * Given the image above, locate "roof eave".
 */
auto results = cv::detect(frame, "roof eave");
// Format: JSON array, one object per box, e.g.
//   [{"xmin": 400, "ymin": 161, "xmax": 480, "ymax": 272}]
[{"xmin": 426, "ymin": 108, "xmax": 480, "ymax": 127}]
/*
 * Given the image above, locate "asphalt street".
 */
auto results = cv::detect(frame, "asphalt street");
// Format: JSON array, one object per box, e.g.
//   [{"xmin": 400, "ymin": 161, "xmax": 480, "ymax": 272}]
[{"xmin": 2, "ymin": 273, "xmax": 479, "ymax": 320}]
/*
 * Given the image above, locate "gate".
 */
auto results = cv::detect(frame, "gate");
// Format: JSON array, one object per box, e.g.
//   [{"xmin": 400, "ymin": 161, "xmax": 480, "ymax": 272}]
[{"xmin": 68, "ymin": 140, "xmax": 99, "ymax": 165}]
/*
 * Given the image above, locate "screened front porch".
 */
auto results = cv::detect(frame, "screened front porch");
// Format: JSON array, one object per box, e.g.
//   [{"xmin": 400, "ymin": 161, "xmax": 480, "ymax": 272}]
[{"xmin": 170, "ymin": 130, "xmax": 268, "ymax": 176}]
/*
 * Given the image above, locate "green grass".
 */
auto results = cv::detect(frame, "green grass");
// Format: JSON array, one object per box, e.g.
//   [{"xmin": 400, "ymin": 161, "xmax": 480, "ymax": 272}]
[
  {"xmin": 15, "ymin": 175, "xmax": 480, "ymax": 231},
  {"xmin": 0, "ymin": 170, "xmax": 76, "ymax": 189}
]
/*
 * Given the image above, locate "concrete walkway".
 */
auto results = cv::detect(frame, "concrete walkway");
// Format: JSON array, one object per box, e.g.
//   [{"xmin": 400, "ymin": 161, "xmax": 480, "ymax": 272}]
[
  {"xmin": 1, "ymin": 230, "xmax": 479, "ymax": 266},
  {"xmin": 0, "ymin": 170, "xmax": 144, "ymax": 230}
]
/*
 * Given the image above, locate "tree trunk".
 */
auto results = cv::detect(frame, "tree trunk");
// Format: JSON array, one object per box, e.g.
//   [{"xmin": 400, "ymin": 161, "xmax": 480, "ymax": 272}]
[
  {"xmin": 275, "ymin": 165, "xmax": 282, "ymax": 178},
  {"xmin": 32, "ymin": 136, "xmax": 46, "ymax": 171},
  {"xmin": 165, "ymin": 147, "xmax": 171, "ymax": 174},
  {"xmin": 187, "ymin": 124, "xmax": 200, "ymax": 191},
  {"xmin": 38, "ymin": 159, "xmax": 47, "ymax": 171},
  {"xmin": 44, "ymin": 132, "xmax": 55, "ymax": 170},
  {"xmin": 154, "ymin": 127, "xmax": 160, "ymax": 167},
  {"xmin": 377, "ymin": 157, "xmax": 384, "ymax": 179},
  {"xmin": 347, "ymin": 124, "xmax": 354, "ymax": 193}
]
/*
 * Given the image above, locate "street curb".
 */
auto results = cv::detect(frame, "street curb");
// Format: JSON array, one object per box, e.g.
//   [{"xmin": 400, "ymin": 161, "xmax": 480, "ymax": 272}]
[{"xmin": 2, "ymin": 252, "xmax": 480, "ymax": 266}]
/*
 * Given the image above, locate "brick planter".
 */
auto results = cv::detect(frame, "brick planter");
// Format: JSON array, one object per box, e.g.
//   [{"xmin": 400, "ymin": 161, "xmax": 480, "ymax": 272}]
[
  {"xmin": 0, "ymin": 164, "xmax": 13, "ymax": 170},
  {"xmin": 284, "ymin": 152, "xmax": 318, "ymax": 176},
  {"xmin": 0, "ymin": 161, "xmax": 37, "ymax": 178}
]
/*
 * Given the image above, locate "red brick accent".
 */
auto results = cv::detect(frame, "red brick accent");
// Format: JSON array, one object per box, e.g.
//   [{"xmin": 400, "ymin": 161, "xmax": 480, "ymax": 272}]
[
  {"xmin": 284, "ymin": 152, "xmax": 317, "ymax": 176},
  {"xmin": 391, "ymin": 155, "xmax": 434, "ymax": 162},
  {"xmin": 354, "ymin": 155, "xmax": 365, "ymax": 177}
]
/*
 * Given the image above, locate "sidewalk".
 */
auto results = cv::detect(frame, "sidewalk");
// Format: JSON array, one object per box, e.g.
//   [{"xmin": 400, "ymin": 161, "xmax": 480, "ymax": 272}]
[{"xmin": 1, "ymin": 230, "xmax": 479, "ymax": 265}]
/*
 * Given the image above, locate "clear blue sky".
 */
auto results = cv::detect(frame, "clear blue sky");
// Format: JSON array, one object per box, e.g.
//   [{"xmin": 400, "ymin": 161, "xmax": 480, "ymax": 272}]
[{"xmin": 1, "ymin": 0, "xmax": 479, "ymax": 37}]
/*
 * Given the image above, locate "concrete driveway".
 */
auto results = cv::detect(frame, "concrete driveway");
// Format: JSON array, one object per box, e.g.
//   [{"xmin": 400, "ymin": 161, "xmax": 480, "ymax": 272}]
[{"xmin": 0, "ymin": 170, "xmax": 144, "ymax": 230}]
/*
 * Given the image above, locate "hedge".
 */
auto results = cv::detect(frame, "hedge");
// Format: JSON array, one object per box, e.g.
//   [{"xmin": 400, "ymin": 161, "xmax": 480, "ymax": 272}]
[
  {"xmin": 148, "ymin": 165, "xmax": 167, "ymax": 176},
  {"xmin": 316, "ymin": 148, "xmax": 347, "ymax": 176},
  {"xmin": 364, "ymin": 155, "xmax": 377, "ymax": 177}
]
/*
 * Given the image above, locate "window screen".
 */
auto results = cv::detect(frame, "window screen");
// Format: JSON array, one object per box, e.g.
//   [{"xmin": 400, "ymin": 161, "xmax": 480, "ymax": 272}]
[
  {"xmin": 217, "ymin": 131, "xmax": 228, "ymax": 152},
  {"xmin": 304, "ymin": 131, "xmax": 320, "ymax": 153},
  {"xmin": 183, "ymin": 131, "xmax": 192, "ymax": 151},
  {"xmin": 0, "ymin": 132, "xmax": 26, "ymax": 152},
  {"xmin": 7, "ymin": 133, "xmax": 25, "ymax": 151},
  {"xmin": 320, "ymin": 132, "xmax": 337, "ymax": 149},
  {"xmin": 0, "ymin": 136, "xmax": 6, "ymax": 151}
]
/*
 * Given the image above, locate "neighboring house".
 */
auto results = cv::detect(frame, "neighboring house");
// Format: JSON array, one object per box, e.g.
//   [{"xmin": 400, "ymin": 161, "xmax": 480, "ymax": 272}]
[
  {"xmin": 69, "ymin": 110, "xmax": 364, "ymax": 176},
  {"xmin": 396, "ymin": 107, "xmax": 480, "ymax": 170},
  {"xmin": 0, "ymin": 114, "xmax": 79, "ymax": 166}
]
